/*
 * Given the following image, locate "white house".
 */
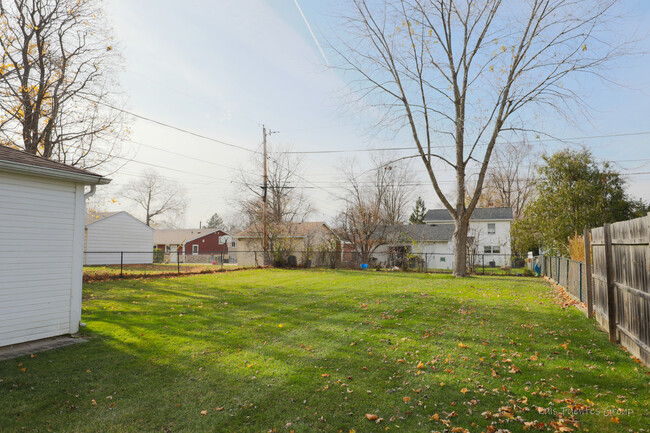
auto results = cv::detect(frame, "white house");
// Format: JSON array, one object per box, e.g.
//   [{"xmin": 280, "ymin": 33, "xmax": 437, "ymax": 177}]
[
  {"xmin": 84, "ymin": 211, "xmax": 154, "ymax": 265},
  {"xmin": 372, "ymin": 224, "xmax": 456, "ymax": 270},
  {"xmin": 423, "ymin": 207, "xmax": 514, "ymax": 267},
  {"xmin": 0, "ymin": 146, "xmax": 109, "ymax": 347}
]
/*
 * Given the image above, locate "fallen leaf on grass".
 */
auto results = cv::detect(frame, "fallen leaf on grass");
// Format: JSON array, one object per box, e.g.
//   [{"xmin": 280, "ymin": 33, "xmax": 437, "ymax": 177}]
[
  {"xmin": 458, "ymin": 343, "xmax": 468, "ymax": 349},
  {"xmin": 216, "ymin": 406, "xmax": 224, "ymax": 411},
  {"xmin": 365, "ymin": 413, "xmax": 378, "ymax": 421},
  {"xmin": 91, "ymin": 400, "xmax": 97, "ymax": 406},
  {"xmin": 200, "ymin": 410, "xmax": 208, "ymax": 415},
  {"xmin": 460, "ymin": 387, "xmax": 469, "ymax": 394},
  {"xmin": 321, "ymin": 373, "xmax": 330, "ymax": 377}
]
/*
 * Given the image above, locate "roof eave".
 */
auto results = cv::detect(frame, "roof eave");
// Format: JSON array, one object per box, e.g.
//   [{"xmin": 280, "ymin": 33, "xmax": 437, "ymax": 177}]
[{"xmin": 0, "ymin": 160, "xmax": 110, "ymax": 185}]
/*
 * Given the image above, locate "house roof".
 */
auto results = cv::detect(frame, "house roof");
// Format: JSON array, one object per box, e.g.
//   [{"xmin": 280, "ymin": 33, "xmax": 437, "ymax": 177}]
[
  {"xmin": 385, "ymin": 224, "xmax": 455, "ymax": 243},
  {"xmin": 235, "ymin": 221, "xmax": 331, "ymax": 238},
  {"xmin": 85, "ymin": 211, "xmax": 152, "ymax": 230},
  {"xmin": 154, "ymin": 228, "xmax": 221, "ymax": 245},
  {"xmin": 85, "ymin": 211, "xmax": 122, "ymax": 226},
  {"xmin": 424, "ymin": 207, "xmax": 513, "ymax": 222},
  {"xmin": 0, "ymin": 145, "xmax": 109, "ymax": 184}
]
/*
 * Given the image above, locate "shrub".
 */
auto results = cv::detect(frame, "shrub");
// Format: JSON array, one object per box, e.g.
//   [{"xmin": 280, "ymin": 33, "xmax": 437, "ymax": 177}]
[{"xmin": 153, "ymin": 249, "xmax": 164, "ymax": 263}]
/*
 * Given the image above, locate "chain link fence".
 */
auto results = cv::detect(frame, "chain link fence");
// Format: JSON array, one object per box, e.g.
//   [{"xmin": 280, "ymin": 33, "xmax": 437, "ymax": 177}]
[{"xmin": 84, "ymin": 250, "xmax": 529, "ymax": 279}]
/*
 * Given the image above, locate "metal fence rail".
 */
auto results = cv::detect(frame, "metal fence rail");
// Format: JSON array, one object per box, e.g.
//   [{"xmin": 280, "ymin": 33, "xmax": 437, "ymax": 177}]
[
  {"xmin": 539, "ymin": 256, "xmax": 587, "ymax": 303},
  {"xmin": 83, "ymin": 250, "xmax": 528, "ymax": 277}
]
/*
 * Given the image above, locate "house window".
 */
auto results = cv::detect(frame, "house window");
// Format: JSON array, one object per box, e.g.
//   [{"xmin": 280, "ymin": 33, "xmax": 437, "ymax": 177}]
[
  {"xmin": 484, "ymin": 246, "xmax": 492, "ymax": 254},
  {"xmin": 192, "ymin": 244, "xmax": 199, "ymax": 255},
  {"xmin": 440, "ymin": 257, "xmax": 446, "ymax": 262},
  {"xmin": 492, "ymin": 245, "xmax": 501, "ymax": 254},
  {"xmin": 231, "ymin": 241, "xmax": 236, "ymax": 247},
  {"xmin": 487, "ymin": 223, "xmax": 496, "ymax": 234}
]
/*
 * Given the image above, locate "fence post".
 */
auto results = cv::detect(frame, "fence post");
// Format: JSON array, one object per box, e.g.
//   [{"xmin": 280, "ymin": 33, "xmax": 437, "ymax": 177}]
[
  {"xmin": 221, "ymin": 251, "xmax": 224, "ymax": 270},
  {"xmin": 120, "ymin": 251, "xmax": 124, "ymax": 278},
  {"xmin": 583, "ymin": 228, "xmax": 594, "ymax": 319},
  {"xmin": 482, "ymin": 254, "xmax": 485, "ymax": 275},
  {"xmin": 579, "ymin": 262, "xmax": 582, "ymax": 302},
  {"xmin": 603, "ymin": 223, "xmax": 617, "ymax": 343},
  {"xmin": 177, "ymin": 248, "xmax": 181, "ymax": 275}
]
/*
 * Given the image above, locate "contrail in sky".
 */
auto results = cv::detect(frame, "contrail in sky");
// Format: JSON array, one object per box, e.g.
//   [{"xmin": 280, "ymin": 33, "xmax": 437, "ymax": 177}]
[{"xmin": 292, "ymin": 0, "xmax": 331, "ymax": 66}]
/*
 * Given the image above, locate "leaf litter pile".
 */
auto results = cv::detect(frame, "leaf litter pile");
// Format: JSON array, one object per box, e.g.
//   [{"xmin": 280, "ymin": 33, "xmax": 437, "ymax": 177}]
[{"xmin": 1, "ymin": 269, "xmax": 647, "ymax": 433}]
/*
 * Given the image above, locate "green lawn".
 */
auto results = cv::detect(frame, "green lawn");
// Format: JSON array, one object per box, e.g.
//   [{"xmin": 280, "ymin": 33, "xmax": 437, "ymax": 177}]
[
  {"xmin": 1, "ymin": 270, "xmax": 647, "ymax": 433},
  {"xmin": 83, "ymin": 263, "xmax": 240, "ymax": 281}
]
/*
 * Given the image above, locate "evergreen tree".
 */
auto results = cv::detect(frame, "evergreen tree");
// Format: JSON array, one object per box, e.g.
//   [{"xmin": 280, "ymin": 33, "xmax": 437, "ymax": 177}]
[
  {"xmin": 409, "ymin": 197, "xmax": 426, "ymax": 224},
  {"xmin": 206, "ymin": 213, "xmax": 224, "ymax": 229},
  {"xmin": 512, "ymin": 149, "xmax": 647, "ymax": 255}
]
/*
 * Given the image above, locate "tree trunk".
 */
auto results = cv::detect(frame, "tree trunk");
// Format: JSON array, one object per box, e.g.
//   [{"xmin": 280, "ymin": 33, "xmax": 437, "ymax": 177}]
[{"xmin": 453, "ymin": 218, "xmax": 469, "ymax": 277}]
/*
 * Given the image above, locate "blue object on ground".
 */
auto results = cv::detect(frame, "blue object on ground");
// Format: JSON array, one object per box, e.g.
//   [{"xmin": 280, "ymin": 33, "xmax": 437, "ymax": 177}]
[
  {"xmin": 533, "ymin": 262, "xmax": 541, "ymax": 276},
  {"xmin": 360, "ymin": 263, "xmax": 368, "ymax": 270}
]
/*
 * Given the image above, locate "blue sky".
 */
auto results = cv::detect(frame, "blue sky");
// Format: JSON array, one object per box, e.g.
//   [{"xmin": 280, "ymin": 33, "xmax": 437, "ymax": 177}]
[{"xmin": 98, "ymin": 0, "xmax": 650, "ymax": 227}]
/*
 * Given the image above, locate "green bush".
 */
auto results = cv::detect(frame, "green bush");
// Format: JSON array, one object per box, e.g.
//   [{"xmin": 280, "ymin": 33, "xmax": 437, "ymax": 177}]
[{"xmin": 153, "ymin": 249, "xmax": 164, "ymax": 263}]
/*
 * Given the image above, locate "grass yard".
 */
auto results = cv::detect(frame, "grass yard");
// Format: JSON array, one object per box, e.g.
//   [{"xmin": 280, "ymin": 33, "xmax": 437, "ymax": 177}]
[
  {"xmin": 83, "ymin": 263, "xmax": 240, "ymax": 281},
  {"xmin": 1, "ymin": 270, "xmax": 648, "ymax": 433}
]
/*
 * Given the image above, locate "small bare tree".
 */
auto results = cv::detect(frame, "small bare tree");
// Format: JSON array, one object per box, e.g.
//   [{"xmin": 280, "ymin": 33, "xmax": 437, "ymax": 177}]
[
  {"xmin": 122, "ymin": 169, "xmax": 187, "ymax": 227},
  {"xmin": 236, "ymin": 144, "xmax": 313, "ymax": 229},
  {"xmin": 466, "ymin": 141, "xmax": 537, "ymax": 219},
  {"xmin": 339, "ymin": 0, "xmax": 626, "ymax": 276},
  {"xmin": 337, "ymin": 157, "xmax": 413, "ymax": 263},
  {"xmin": 0, "ymin": 0, "xmax": 127, "ymax": 168}
]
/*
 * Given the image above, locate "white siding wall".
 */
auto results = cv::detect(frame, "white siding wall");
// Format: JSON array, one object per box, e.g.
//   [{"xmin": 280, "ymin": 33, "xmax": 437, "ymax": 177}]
[
  {"xmin": 373, "ymin": 241, "xmax": 455, "ymax": 270},
  {"xmin": 469, "ymin": 220, "xmax": 512, "ymax": 267},
  {"xmin": 85, "ymin": 213, "xmax": 154, "ymax": 265},
  {"xmin": 0, "ymin": 171, "xmax": 84, "ymax": 347}
]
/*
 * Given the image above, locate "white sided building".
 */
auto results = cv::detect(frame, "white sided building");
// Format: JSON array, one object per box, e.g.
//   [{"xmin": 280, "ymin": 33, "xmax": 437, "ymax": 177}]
[
  {"xmin": 423, "ymin": 207, "xmax": 514, "ymax": 267},
  {"xmin": 84, "ymin": 211, "xmax": 154, "ymax": 265},
  {"xmin": 0, "ymin": 146, "xmax": 109, "ymax": 347}
]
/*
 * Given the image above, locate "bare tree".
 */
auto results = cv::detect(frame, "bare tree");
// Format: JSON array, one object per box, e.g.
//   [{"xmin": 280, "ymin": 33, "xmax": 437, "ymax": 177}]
[
  {"xmin": 337, "ymin": 157, "xmax": 413, "ymax": 263},
  {"xmin": 338, "ymin": 0, "xmax": 625, "ymax": 276},
  {"xmin": 236, "ymin": 144, "xmax": 313, "ymax": 229},
  {"xmin": 235, "ymin": 144, "xmax": 313, "ymax": 263},
  {"xmin": 466, "ymin": 141, "xmax": 537, "ymax": 219},
  {"xmin": 378, "ymin": 156, "xmax": 414, "ymax": 224},
  {"xmin": 122, "ymin": 170, "xmax": 188, "ymax": 227},
  {"xmin": 0, "ymin": 0, "xmax": 127, "ymax": 168}
]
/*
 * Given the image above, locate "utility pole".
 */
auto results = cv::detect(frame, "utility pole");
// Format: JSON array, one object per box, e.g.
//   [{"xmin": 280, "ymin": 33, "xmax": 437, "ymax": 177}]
[{"xmin": 261, "ymin": 125, "xmax": 277, "ymax": 265}]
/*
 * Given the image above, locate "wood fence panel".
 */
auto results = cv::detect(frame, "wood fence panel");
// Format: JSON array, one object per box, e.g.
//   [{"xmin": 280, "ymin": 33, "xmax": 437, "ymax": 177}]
[
  {"xmin": 591, "ymin": 216, "xmax": 650, "ymax": 365},
  {"xmin": 591, "ymin": 226, "xmax": 608, "ymax": 324}
]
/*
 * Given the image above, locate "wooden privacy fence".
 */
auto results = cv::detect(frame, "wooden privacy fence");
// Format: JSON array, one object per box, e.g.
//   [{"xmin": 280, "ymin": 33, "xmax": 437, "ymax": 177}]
[{"xmin": 537, "ymin": 214, "xmax": 650, "ymax": 367}]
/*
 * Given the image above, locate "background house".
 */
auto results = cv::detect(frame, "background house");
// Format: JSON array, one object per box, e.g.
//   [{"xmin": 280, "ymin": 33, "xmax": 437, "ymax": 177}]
[
  {"xmin": 0, "ymin": 146, "xmax": 109, "ymax": 347},
  {"xmin": 231, "ymin": 222, "xmax": 339, "ymax": 267},
  {"xmin": 423, "ymin": 207, "xmax": 513, "ymax": 267},
  {"xmin": 154, "ymin": 228, "xmax": 229, "ymax": 263},
  {"xmin": 372, "ymin": 224, "xmax": 455, "ymax": 270},
  {"xmin": 84, "ymin": 211, "xmax": 154, "ymax": 265}
]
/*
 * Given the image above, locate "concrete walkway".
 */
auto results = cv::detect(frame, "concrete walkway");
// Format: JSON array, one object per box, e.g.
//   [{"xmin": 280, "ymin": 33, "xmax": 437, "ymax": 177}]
[{"xmin": 0, "ymin": 336, "xmax": 86, "ymax": 361}]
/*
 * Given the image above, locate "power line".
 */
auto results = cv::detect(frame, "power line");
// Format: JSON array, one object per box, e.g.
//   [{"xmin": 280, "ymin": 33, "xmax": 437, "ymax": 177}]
[
  {"xmin": 280, "ymin": 131, "xmax": 650, "ymax": 155},
  {"xmin": 78, "ymin": 95, "xmax": 259, "ymax": 153}
]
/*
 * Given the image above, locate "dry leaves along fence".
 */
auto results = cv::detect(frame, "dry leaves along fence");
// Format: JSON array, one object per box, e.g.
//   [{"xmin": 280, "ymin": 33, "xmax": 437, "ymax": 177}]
[{"xmin": 538, "ymin": 214, "xmax": 650, "ymax": 367}]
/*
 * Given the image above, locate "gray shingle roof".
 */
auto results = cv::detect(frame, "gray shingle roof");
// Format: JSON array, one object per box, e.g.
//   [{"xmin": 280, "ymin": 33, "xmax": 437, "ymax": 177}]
[
  {"xmin": 154, "ymin": 229, "xmax": 221, "ymax": 245},
  {"xmin": 385, "ymin": 224, "xmax": 455, "ymax": 243},
  {"xmin": 0, "ymin": 145, "xmax": 104, "ymax": 179},
  {"xmin": 85, "ymin": 211, "xmax": 122, "ymax": 226},
  {"xmin": 424, "ymin": 207, "xmax": 513, "ymax": 222}
]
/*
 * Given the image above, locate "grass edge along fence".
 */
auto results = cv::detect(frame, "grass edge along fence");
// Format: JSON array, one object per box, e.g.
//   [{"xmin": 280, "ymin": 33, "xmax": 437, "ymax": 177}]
[{"xmin": 536, "ymin": 215, "xmax": 650, "ymax": 368}]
